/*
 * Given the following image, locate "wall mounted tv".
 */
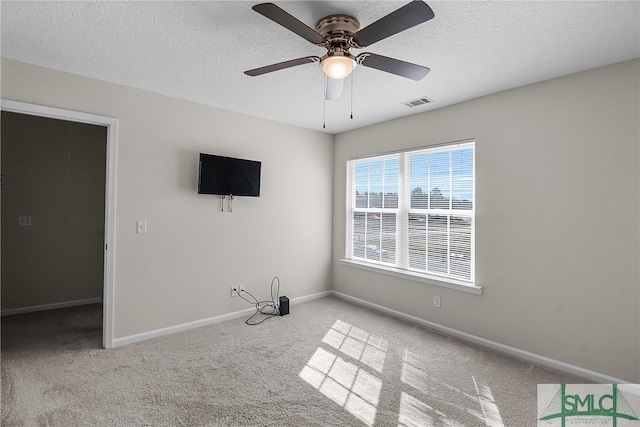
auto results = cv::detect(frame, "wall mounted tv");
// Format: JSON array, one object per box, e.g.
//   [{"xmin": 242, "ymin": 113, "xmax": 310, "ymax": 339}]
[{"xmin": 198, "ymin": 153, "xmax": 261, "ymax": 197}]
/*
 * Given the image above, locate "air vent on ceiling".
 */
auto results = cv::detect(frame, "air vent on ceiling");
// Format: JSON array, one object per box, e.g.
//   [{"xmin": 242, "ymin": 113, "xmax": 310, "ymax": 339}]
[{"xmin": 402, "ymin": 96, "xmax": 433, "ymax": 108}]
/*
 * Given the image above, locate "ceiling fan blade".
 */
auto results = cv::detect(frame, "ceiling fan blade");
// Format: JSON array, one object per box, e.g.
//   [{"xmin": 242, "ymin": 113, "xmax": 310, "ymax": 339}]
[
  {"xmin": 245, "ymin": 56, "xmax": 320, "ymax": 76},
  {"xmin": 325, "ymin": 77, "xmax": 344, "ymax": 100},
  {"xmin": 357, "ymin": 53, "xmax": 430, "ymax": 81},
  {"xmin": 351, "ymin": 1, "xmax": 435, "ymax": 48},
  {"xmin": 252, "ymin": 3, "xmax": 326, "ymax": 45}
]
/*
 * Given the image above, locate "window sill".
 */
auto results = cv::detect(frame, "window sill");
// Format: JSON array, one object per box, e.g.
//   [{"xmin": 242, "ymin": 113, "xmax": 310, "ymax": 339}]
[{"xmin": 339, "ymin": 259, "xmax": 483, "ymax": 295}]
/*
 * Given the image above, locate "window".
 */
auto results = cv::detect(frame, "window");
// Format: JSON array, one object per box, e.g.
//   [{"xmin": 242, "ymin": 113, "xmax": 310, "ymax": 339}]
[{"xmin": 345, "ymin": 141, "xmax": 475, "ymax": 289}]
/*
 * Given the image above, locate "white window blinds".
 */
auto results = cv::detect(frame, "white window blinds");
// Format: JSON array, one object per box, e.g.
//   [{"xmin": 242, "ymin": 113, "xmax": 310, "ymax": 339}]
[{"xmin": 347, "ymin": 141, "xmax": 475, "ymax": 285}]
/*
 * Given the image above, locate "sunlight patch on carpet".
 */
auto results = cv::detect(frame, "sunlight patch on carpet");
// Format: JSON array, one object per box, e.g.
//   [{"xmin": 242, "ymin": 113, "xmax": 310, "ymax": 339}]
[
  {"xmin": 472, "ymin": 376, "xmax": 505, "ymax": 427},
  {"xmin": 322, "ymin": 319, "xmax": 388, "ymax": 372},
  {"xmin": 398, "ymin": 391, "xmax": 466, "ymax": 427},
  {"xmin": 300, "ymin": 320, "xmax": 387, "ymax": 426},
  {"xmin": 299, "ymin": 320, "xmax": 506, "ymax": 427},
  {"xmin": 401, "ymin": 349, "xmax": 505, "ymax": 427}
]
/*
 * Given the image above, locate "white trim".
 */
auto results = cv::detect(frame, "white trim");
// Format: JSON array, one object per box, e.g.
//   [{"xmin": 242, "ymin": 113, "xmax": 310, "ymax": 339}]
[
  {"xmin": 1, "ymin": 297, "xmax": 103, "ymax": 317},
  {"xmin": 113, "ymin": 307, "xmax": 258, "ymax": 347},
  {"xmin": 1, "ymin": 100, "xmax": 115, "ymax": 127},
  {"xmin": 103, "ymin": 117, "xmax": 118, "ymax": 349},
  {"xmin": 346, "ymin": 141, "xmax": 476, "ymax": 287},
  {"xmin": 107, "ymin": 287, "xmax": 625, "ymax": 383},
  {"xmin": 340, "ymin": 258, "xmax": 483, "ymax": 294},
  {"xmin": 348, "ymin": 138, "xmax": 475, "ymax": 162},
  {"xmin": 330, "ymin": 290, "xmax": 628, "ymax": 384},
  {"xmin": 289, "ymin": 290, "xmax": 333, "ymax": 304},
  {"xmin": 112, "ymin": 291, "xmax": 333, "ymax": 347},
  {"xmin": 1, "ymin": 99, "xmax": 118, "ymax": 349}
]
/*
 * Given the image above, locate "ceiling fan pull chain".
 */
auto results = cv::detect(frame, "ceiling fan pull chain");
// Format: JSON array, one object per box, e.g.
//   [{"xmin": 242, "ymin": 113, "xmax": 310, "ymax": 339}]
[
  {"xmin": 350, "ymin": 72, "xmax": 354, "ymax": 120},
  {"xmin": 323, "ymin": 75, "xmax": 327, "ymax": 129}
]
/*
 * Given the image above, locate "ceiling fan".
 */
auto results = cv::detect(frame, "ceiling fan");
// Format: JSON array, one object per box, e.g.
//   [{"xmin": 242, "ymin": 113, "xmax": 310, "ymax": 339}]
[{"xmin": 244, "ymin": 1, "xmax": 435, "ymax": 100}]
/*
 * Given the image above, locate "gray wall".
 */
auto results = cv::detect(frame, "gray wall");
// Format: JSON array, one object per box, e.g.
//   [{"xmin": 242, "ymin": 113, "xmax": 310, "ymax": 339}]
[
  {"xmin": 333, "ymin": 59, "xmax": 640, "ymax": 382},
  {"xmin": 1, "ymin": 111, "xmax": 106, "ymax": 310},
  {"xmin": 1, "ymin": 58, "xmax": 335, "ymax": 339},
  {"xmin": 3, "ymin": 57, "xmax": 638, "ymax": 382}
]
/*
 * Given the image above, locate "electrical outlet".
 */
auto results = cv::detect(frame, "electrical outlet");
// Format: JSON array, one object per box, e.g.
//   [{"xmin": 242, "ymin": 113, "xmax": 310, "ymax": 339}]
[
  {"xmin": 18, "ymin": 215, "xmax": 32, "ymax": 226},
  {"xmin": 239, "ymin": 285, "xmax": 246, "ymax": 294},
  {"xmin": 136, "ymin": 220, "xmax": 147, "ymax": 234},
  {"xmin": 434, "ymin": 295, "xmax": 441, "ymax": 308},
  {"xmin": 231, "ymin": 286, "xmax": 239, "ymax": 297}
]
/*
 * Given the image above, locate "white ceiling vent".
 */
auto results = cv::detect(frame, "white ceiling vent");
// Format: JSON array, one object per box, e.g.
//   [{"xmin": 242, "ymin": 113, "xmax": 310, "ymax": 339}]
[{"xmin": 402, "ymin": 97, "xmax": 434, "ymax": 108}]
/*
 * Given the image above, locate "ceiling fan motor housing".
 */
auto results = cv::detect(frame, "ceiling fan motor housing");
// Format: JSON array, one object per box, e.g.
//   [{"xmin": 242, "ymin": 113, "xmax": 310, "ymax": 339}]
[
  {"xmin": 316, "ymin": 14, "xmax": 360, "ymax": 69},
  {"xmin": 315, "ymin": 14, "xmax": 361, "ymax": 40}
]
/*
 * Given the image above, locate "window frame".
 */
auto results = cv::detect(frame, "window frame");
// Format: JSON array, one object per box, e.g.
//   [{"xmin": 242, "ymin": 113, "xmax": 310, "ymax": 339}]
[{"xmin": 343, "ymin": 140, "xmax": 482, "ymax": 294}]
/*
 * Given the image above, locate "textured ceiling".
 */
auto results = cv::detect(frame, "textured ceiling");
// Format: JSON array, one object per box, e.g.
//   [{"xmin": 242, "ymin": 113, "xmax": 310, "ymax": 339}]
[{"xmin": 2, "ymin": 1, "xmax": 639, "ymax": 134}]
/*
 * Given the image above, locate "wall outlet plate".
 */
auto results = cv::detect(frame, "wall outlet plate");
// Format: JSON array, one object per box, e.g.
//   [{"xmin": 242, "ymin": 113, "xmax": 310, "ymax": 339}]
[
  {"xmin": 136, "ymin": 220, "xmax": 147, "ymax": 234},
  {"xmin": 231, "ymin": 286, "xmax": 239, "ymax": 297},
  {"xmin": 434, "ymin": 295, "xmax": 441, "ymax": 308},
  {"xmin": 18, "ymin": 215, "xmax": 32, "ymax": 226}
]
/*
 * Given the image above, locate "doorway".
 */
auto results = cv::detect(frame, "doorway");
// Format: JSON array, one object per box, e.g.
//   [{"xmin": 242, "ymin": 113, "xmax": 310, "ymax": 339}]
[{"xmin": 1, "ymin": 100, "xmax": 117, "ymax": 348}]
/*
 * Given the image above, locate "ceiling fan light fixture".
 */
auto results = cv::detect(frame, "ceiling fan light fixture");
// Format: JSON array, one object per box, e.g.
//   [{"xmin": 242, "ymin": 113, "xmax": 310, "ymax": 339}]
[{"xmin": 321, "ymin": 52, "xmax": 357, "ymax": 80}]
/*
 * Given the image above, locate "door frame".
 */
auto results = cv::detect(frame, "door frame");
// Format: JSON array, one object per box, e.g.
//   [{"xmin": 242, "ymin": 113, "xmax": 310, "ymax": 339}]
[{"xmin": 1, "ymin": 99, "xmax": 117, "ymax": 349}]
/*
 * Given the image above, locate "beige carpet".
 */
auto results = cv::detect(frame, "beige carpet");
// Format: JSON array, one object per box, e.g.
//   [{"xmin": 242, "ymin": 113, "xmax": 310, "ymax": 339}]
[{"xmin": 1, "ymin": 296, "xmax": 585, "ymax": 426}]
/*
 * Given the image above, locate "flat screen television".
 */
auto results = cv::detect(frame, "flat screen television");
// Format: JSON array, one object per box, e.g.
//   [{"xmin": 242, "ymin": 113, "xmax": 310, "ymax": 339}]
[{"xmin": 198, "ymin": 153, "xmax": 261, "ymax": 197}]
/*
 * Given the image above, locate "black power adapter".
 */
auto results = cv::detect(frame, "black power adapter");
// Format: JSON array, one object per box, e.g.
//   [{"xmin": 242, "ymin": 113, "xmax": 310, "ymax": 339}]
[{"xmin": 279, "ymin": 296, "xmax": 289, "ymax": 316}]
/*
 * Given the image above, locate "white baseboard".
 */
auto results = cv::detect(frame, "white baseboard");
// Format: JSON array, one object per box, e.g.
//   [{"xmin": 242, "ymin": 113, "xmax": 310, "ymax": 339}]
[
  {"xmin": 113, "ymin": 306, "xmax": 258, "ymax": 347},
  {"xmin": 290, "ymin": 290, "xmax": 333, "ymax": 304},
  {"xmin": 330, "ymin": 290, "xmax": 627, "ymax": 384},
  {"xmin": 112, "ymin": 290, "xmax": 333, "ymax": 348},
  {"xmin": 1, "ymin": 297, "xmax": 103, "ymax": 317},
  {"xmin": 110, "ymin": 288, "xmax": 624, "ymax": 383}
]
